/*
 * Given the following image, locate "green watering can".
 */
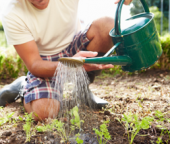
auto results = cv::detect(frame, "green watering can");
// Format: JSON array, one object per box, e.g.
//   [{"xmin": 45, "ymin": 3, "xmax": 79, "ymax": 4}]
[{"xmin": 59, "ymin": 0, "xmax": 162, "ymax": 72}]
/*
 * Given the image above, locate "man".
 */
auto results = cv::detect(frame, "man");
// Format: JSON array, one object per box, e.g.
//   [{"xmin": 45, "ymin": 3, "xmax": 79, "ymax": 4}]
[{"xmin": 0, "ymin": 0, "xmax": 132, "ymax": 121}]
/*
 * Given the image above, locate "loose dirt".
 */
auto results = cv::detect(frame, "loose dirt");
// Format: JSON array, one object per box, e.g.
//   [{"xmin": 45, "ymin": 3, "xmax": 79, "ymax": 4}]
[{"xmin": 0, "ymin": 69, "xmax": 170, "ymax": 144}]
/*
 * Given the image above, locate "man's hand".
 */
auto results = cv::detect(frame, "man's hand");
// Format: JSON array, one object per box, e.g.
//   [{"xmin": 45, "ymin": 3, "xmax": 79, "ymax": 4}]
[
  {"xmin": 114, "ymin": 0, "xmax": 132, "ymax": 5},
  {"xmin": 73, "ymin": 51, "xmax": 114, "ymax": 72}
]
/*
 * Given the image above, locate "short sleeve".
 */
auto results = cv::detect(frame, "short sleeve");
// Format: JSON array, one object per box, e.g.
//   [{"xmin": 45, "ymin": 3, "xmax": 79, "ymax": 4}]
[{"xmin": 1, "ymin": 14, "xmax": 34, "ymax": 45}]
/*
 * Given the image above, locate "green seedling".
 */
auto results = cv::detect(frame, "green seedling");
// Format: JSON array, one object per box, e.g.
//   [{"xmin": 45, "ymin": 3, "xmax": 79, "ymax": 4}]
[
  {"xmin": 155, "ymin": 110, "xmax": 165, "ymax": 122},
  {"xmin": 156, "ymin": 136, "xmax": 163, "ymax": 144},
  {"xmin": 36, "ymin": 106, "xmax": 84, "ymax": 143},
  {"xmin": 36, "ymin": 121, "xmax": 55, "ymax": 133},
  {"xmin": 154, "ymin": 111, "xmax": 170, "ymax": 144},
  {"xmin": 54, "ymin": 119, "xmax": 68, "ymax": 142},
  {"xmin": 70, "ymin": 106, "xmax": 84, "ymax": 130},
  {"xmin": 155, "ymin": 128, "xmax": 170, "ymax": 144},
  {"xmin": 165, "ymin": 130, "xmax": 170, "ymax": 142},
  {"xmin": 75, "ymin": 133, "xmax": 83, "ymax": 144},
  {"xmin": 121, "ymin": 113, "xmax": 153, "ymax": 144},
  {"xmin": 18, "ymin": 116, "xmax": 23, "ymax": 121},
  {"xmin": 23, "ymin": 113, "xmax": 34, "ymax": 142},
  {"xmin": 56, "ymin": 106, "xmax": 84, "ymax": 142},
  {"xmin": 93, "ymin": 121, "xmax": 111, "ymax": 144},
  {"xmin": 36, "ymin": 124, "xmax": 50, "ymax": 132},
  {"xmin": 0, "ymin": 112, "xmax": 15, "ymax": 126},
  {"xmin": 53, "ymin": 119, "xmax": 78, "ymax": 143}
]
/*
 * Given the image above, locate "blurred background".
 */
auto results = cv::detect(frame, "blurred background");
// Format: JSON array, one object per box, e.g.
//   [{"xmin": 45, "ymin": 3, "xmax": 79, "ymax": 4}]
[
  {"xmin": 0, "ymin": 0, "xmax": 169, "ymax": 47},
  {"xmin": 79, "ymin": 0, "xmax": 170, "ymax": 35}
]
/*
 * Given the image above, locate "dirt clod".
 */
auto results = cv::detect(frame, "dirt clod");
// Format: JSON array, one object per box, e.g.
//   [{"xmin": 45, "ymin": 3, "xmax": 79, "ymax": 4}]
[{"xmin": 2, "ymin": 131, "xmax": 12, "ymax": 137}]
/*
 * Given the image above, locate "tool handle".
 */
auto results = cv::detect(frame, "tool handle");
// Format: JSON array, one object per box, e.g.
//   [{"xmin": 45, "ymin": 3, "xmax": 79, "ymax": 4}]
[
  {"xmin": 84, "ymin": 56, "xmax": 132, "ymax": 66},
  {"xmin": 114, "ymin": 0, "xmax": 150, "ymax": 36}
]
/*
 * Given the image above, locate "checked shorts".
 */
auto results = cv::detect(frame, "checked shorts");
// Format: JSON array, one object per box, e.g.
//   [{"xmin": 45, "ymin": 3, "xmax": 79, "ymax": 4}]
[{"xmin": 24, "ymin": 27, "xmax": 90, "ymax": 104}]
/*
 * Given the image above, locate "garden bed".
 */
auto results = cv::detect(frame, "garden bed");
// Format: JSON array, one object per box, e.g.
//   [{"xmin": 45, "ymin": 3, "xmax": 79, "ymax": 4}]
[{"xmin": 0, "ymin": 69, "xmax": 170, "ymax": 144}]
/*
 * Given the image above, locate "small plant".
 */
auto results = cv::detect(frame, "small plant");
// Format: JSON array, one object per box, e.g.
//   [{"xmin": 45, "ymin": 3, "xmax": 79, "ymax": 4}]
[
  {"xmin": 75, "ymin": 133, "xmax": 83, "ymax": 144},
  {"xmin": 121, "ymin": 113, "xmax": 154, "ymax": 144},
  {"xmin": 0, "ymin": 110, "xmax": 14, "ymax": 126},
  {"xmin": 23, "ymin": 113, "xmax": 34, "ymax": 142},
  {"xmin": 154, "ymin": 110, "xmax": 170, "ymax": 144},
  {"xmin": 70, "ymin": 106, "xmax": 84, "ymax": 130},
  {"xmin": 54, "ymin": 119, "xmax": 69, "ymax": 142},
  {"xmin": 18, "ymin": 116, "xmax": 23, "ymax": 121},
  {"xmin": 53, "ymin": 106, "xmax": 84, "ymax": 143},
  {"xmin": 156, "ymin": 136, "xmax": 163, "ymax": 144},
  {"xmin": 164, "ymin": 130, "xmax": 170, "ymax": 144},
  {"xmin": 93, "ymin": 121, "xmax": 111, "ymax": 144},
  {"xmin": 36, "ymin": 119, "xmax": 56, "ymax": 133},
  {"xmin": 36, "ymin": 106, "xmax": 84, "ymax": 143},
  {"xmin": 36, "ymin": 124, "xmax": 51, "ymax": 132},
  {"xmin": 155, "ymin": 110, "xmax": 165, "ymax": 122}
]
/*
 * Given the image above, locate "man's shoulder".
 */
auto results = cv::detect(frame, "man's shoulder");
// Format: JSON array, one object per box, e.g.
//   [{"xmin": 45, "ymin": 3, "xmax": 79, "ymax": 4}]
[{"xmin": 1, "ymin": 0, "xmax": 25, "ymax": 20}]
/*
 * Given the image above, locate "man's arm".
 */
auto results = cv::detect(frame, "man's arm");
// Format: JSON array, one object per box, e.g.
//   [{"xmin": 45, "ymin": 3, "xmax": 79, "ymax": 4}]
[
  {"xmin": 15, "ymin": 41, "xmax": 114, "ymax": 78},
  {"xmin": 14, "ymin": 40, "xmax": 58, "ymax": 78}
]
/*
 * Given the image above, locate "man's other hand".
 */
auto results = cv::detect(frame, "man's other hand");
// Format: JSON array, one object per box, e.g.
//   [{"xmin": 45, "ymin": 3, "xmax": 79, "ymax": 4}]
[
  {"xmin": 73, "ymin": 51, "xmax": 114, "ymax": 72},
  {"xmin": 114, "ymin": 0, "xmax": 132, "ymax": 5}
]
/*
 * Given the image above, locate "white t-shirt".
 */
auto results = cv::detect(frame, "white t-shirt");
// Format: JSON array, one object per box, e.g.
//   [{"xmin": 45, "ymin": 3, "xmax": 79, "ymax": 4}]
[{"xmin": 1, "ymin": 0, "xmax": 81, "ymax": 56}]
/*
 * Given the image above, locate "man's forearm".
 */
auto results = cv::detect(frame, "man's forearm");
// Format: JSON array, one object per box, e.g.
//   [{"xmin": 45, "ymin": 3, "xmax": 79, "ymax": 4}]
[
  {"xmin": 30, "ymin": 60, "xmax": 58, "ymax": 78},
  {"xmin": 14, "ymin": 41, "xmax": 59, "ymax": 78}
]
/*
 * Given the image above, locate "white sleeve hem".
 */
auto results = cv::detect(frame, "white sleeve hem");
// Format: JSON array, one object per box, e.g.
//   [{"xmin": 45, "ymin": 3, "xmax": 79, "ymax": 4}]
[{"xmin": 7, "ymin": 38, "xmax": 34, "ymax": 45}]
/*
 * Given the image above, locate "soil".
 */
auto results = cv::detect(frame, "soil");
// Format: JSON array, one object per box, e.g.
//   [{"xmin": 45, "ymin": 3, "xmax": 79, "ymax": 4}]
[{"xmin": 0, "ymin": 69, "xmax": 170, "ymax": 144}]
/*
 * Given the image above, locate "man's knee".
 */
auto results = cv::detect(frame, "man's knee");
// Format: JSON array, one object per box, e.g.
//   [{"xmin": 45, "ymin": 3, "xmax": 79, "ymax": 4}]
[
  {"xmin": 86, "ymin": 17, "xmax": 114, "ymax": 52},
  {"xmin": 86, "ymin": 17, "xmax": 115, "ymax": 40},
  {"xmin": 24, "ymin": 98, "xmax": 60, "ymax": 121}
]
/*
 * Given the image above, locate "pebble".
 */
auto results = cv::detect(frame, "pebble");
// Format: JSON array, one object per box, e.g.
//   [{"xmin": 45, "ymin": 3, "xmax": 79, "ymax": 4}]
[{"xmin": 44, "ymin": 136, "xmax": 47, "ymax": 140}]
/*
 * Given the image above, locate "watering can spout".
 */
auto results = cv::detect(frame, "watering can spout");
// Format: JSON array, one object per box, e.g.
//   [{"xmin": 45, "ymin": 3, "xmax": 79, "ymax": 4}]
[{"xmin": 58, "ymin": 55, "xmax": 132, "ymax": 67}]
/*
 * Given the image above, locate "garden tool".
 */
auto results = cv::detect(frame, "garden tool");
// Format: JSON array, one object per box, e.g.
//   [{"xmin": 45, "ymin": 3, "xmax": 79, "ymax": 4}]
[
  {"xmin": 59, "ymin": 0, "xmax": 162, "ymax": 72},
  {"xmin": 0, "ymin": 76, "xmax": 27, "ymax": 107}
]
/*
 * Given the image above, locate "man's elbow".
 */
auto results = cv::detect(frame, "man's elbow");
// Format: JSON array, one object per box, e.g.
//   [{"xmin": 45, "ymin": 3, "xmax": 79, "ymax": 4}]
[{"xmin": 28, "ymin": 63, "xmax": 40, "ymax": 77}]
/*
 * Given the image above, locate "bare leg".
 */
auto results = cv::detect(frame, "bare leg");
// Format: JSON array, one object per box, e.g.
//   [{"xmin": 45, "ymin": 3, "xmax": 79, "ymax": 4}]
[
  {"xmin": 24, "ymin": 98, "xmax": 60, "ymax": 121},
  {"xmin": 86, "ymin": 17, "xmax": 114, "ymax": 53}
]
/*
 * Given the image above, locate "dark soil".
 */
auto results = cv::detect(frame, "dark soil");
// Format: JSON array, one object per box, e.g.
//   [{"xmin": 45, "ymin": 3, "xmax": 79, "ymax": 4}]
[{"xmin": 0, "ymin": 69, "xmax": 170, "ymax": 144}]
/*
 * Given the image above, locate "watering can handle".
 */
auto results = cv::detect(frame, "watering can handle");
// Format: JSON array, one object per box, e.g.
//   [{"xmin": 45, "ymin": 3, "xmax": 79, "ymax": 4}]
[{"xmin": 114, "ymin": 0, "xmax": 150, "ymax": 35}]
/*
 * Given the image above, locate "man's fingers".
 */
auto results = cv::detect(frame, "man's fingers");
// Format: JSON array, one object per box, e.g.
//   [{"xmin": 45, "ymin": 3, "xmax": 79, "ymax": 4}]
[
  {"xmin": 73, "ymin": 51, "xmax": 98, "ymax": 58},
  {"xmin": 84, "ymin": 64, "xmax": 114, "ymax": 72},
  {"xmin": 102, "ymin": 64, "xmax": 114, "ymax": 69},
  {"xmin": 99, "ymin": 64, "xmax": 114, "ymax": 69},
  {"xmin": 114, "ymin": 0, "xmax": 120, "ymax": 4},
  {"xmin": 114, "ymin": 0, "xmax": 132, "ymax": 5}
]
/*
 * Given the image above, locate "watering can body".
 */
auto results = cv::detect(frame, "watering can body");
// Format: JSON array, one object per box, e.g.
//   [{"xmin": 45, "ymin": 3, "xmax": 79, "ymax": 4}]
[
  {"xmin": 109, "ymin": 0, "xmax": 162, "ymax": 72},
  {"xmin": 58, "ymin": 0, "xmax": 162, "ymax": 72}
]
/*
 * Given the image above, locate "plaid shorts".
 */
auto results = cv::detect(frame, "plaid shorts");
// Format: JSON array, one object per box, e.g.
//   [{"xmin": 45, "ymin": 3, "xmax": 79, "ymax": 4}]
[{"xmin": 24, "ymin": 26, "xmax": 90, "ymax": 104}]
